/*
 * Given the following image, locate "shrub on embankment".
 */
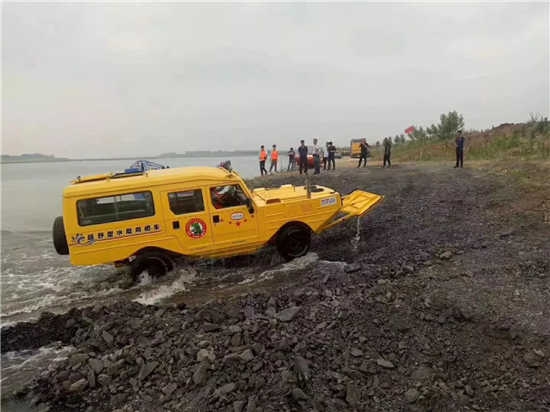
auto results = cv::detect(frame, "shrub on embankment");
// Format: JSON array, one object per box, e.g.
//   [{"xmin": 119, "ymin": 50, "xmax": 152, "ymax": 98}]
[{"xmin": 369, "ymin": 115, "xmax": 550, "ymax": 163}]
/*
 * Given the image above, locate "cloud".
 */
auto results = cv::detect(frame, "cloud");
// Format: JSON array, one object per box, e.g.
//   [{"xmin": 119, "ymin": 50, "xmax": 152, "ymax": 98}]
[{"xmin": 2, "ymin": 2, "xmax": 548, "ymax": 157}]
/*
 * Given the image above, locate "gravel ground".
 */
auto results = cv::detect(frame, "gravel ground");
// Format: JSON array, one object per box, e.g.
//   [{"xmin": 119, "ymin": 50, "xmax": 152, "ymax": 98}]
[{"xmin": 2, "ymin": 163, "xmax": 549, "ymax": 411}]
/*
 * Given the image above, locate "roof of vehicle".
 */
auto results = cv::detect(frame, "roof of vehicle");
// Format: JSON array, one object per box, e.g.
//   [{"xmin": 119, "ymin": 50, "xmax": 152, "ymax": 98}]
[{"xmin": 63, "ymin": 167, "xmax": 240, "ymax": 198}]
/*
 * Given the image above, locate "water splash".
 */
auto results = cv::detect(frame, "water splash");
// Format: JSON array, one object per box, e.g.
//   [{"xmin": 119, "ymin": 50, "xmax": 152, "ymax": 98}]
[{"xmin": 350, "ymin": 217, "xmax": 361, "ymax": 251}]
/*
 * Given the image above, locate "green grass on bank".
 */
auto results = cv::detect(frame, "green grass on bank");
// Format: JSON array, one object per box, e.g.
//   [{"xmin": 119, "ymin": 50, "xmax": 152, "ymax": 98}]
[{"xmin": 369, "ymin": 128, "xmax": 550, "ymax": 163}]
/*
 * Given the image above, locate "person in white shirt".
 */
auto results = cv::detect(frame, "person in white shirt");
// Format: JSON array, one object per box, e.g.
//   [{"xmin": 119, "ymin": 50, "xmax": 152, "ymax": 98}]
[{"xmin": 312, "ymin": 138, "xmax": 321, "ymax": 174}]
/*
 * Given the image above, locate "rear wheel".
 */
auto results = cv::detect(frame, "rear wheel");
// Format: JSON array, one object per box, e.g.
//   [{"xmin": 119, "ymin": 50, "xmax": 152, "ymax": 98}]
[
  {"xmin": 276, "ymin": 225, "xmax": 311, "ymax": 261},
  {"xmin": 52, "ymin": 216, "xmax": 69, "ymax": 255},
  {"xmin": 131, "ymin": 251, "xmax": 174, "ymax": 278}
]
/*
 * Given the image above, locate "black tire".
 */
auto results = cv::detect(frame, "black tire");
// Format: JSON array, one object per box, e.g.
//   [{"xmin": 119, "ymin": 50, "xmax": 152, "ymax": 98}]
[
  {"xmin": 131, "ymin": 251, "xmax": 174, "ymax": 278},
  {"xmin": 52, "ymin": 216, "xmax": 69, "ymax": 255},
  {"xmin": 276, "ymin": 224, "xmax": 311, "ymax": 261}
]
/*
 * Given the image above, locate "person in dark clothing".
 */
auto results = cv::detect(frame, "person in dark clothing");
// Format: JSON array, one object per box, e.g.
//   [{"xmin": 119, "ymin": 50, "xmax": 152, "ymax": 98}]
[
  {"xmin": 298, "ymin": 140, "xmax": 308, "ymax": 174},
  {"xmin": 327, "ymin": 141, "xmax": 336, "ymax": 170},
  {"xmin": 383, "ymin": 137, "xmax": 392, "ymax": 168},
  {"xmin": 454, "ymin": 130, "xmax": 465, "ymax": 168},
  {"xmin": 357, "ymin": 139, "xmax": 369, "ymax": 168},
  {"xmin": 287, "ymin": 147, "xmax": 296, "ymax": 171}
]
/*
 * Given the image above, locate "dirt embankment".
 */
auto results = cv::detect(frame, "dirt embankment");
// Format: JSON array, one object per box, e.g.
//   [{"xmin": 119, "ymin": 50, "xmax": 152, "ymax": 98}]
[{"xmin": 2, "ymin": 164, "xmax": 549, "ymax": 412}]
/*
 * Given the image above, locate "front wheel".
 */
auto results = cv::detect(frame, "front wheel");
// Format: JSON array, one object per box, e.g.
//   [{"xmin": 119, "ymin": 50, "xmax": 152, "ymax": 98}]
[{"xmin": 276, "ymin": 225, "xmax": 311, "ymax": 261}]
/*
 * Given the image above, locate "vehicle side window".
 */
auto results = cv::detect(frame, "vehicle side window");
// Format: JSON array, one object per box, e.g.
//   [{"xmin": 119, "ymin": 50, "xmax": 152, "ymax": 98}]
[
  {"xmin": 77, "ymin": 191, "xmax": 154, "ymax": 226},
  {"xmin": 168, "ymin": 190, "xmax": 204, "ymax": 215},
  {"xmin": 210, "ymin": 185, "xmax": 248, "ymax": 209}
]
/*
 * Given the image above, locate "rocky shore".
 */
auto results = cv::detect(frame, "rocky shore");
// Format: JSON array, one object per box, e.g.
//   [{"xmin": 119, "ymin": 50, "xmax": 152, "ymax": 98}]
[{"xmin": 2, "ymin": 164, "xmax": 549, "ymax": 411}]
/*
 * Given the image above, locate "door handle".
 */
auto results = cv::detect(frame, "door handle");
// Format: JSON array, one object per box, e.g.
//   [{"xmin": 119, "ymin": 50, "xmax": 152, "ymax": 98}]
[
  {"xmin": 213, "ymin": 215, "xmax": 220, "ymax": 223},
  {"xmin": 172, "ymin": 221, "xmax": 180, "ymax": 229}
]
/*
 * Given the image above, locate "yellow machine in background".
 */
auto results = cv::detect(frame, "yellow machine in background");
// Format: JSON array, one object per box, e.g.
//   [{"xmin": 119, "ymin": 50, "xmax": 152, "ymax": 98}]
[
  {"xmin": 350, "ymin": 139, "xmax": 364, "ymax": 158},
  {"xmin": 53, "ymin": 166, "xmax": 383, "ymax": 277}
]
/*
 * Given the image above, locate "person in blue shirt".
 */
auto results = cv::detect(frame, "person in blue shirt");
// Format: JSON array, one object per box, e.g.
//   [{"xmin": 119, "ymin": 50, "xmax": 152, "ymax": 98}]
[{"xmin": 455, "ymin": 130, "xmax": 465, "ymax": 168}]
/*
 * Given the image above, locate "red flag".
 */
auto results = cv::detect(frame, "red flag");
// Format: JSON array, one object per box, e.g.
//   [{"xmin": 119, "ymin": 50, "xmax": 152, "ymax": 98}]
[{"xmin": 405, "ymin": 126, "xmax": 415, "ymax": 135}]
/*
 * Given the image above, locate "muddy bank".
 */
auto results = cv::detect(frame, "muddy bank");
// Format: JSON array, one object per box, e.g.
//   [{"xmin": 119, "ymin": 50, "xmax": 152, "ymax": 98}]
[{"xmin": 2, "ymin": 164, "xmax": 549, "ymax": 411}]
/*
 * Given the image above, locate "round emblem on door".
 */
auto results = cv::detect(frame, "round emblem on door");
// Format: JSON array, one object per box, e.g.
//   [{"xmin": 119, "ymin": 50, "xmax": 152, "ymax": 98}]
[{"xmin": 185, "ymin": 218, "xmax": 207, "ymax": 239}]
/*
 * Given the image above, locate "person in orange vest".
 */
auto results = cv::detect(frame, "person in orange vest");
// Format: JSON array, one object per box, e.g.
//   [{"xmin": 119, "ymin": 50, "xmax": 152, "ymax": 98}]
[
  {"xmin": 259, "ymin": 145, "xmax": 268, "ymax": 176},
  {"xmin": 269, "ymin": 144, "xmax": 279, "ymax": 173}
]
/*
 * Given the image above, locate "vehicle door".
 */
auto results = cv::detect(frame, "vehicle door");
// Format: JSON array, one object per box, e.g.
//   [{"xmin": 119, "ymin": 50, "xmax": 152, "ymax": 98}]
[
  {"xmin": 207, "ymin": 183, "xmax": 259, "ymax": 249},
  {"xmin": 162, "ymin": 188, "xmax": 213, "ymax": 254}
]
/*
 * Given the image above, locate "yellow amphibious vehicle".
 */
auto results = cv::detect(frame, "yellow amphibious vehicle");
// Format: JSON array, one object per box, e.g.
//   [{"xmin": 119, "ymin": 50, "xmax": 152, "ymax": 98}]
[{"xmin": 53, "ymin": 166, "xmax": 383, "ymax": 276}]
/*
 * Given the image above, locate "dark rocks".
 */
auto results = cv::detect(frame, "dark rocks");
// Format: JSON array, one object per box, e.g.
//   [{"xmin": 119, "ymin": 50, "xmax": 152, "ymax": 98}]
[
  {"xmin": 350, "ymin": 348, "xmax": 363, "ymax": 357},
  {"xmin": 192, "ymin": 362, "xmax": 209, "ymax": 385},
  {"xmin": 523, "ymin": 350, "xmax": 545, "ymax": 368},
  {"xmin": 88, "ymin": 358, "xmax": 103, "ymax": 374},
  {"xmin": 69, "ymin": 378, "xmax": 88, "ymax": 393},
  {"xmin": 411, "ymin": 365, "xmax": 434, "ymax": 382},
  {"xmin": 233, "ymin": 400, "xmax": 246, "ymax": 412},
  {"xmin": 162, "ymin": 383, "xmax": 178, "ymax": 398},
  {"xmin": 239, "ymin": 349, "xmax": 255, "ymax": 363},
  {"xmin": 101, "ymin": 330, "xmax": 114, "ymax": 345},
  {"xmin": 405, "ymin": 388, "xmax": 419, "ymax": 403},
  {"xmin": 344, "ymin": 263, "xmax": 362, "ymax": 273},
  {"xmin": 215, "ymin": 382, "xmax": 236, "ymax": 397},
  {"xmin": 376, "ymin": 358, "xmax": 395, "ymax": 369},
  {"xmin": 197, "ymin": 348, "xmax": 215, "ymax": 362},
  {"xmin": 345, "ymin": 382, "xmax": 360, "ymax": 406},
  {"xmin": 138, "ymin": 361, "xmax": 158, "ymax": 380},
  {"xmin": 97, "ymin": 374, "xmax": 111, "ymax": 386},
  {"xmin": 275, "ymin": 306, "xmax": 301, "ymax": 322},
  {"xmin": 291, "ymin": 387, "xmax": 308, "ymax": 401},
  {"xmin": 439, "ymin": 251, "xmax": 453, "ymax": 260},
  {"xmin": 295, "ymin": 356, "xmax": 310, "ymax": 382},
  {"xmin": 87, "ymin": 368, "xmax": 95, "ymax": 388}
]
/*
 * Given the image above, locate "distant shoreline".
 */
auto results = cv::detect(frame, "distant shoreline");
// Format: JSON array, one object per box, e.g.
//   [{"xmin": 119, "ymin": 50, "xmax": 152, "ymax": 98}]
[{"xmin": 1, "ymin": 152, "xmax": 258, "ymax": 164}]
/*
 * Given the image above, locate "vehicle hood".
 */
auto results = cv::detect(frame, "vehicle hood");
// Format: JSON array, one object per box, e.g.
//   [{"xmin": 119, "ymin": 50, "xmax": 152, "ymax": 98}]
[{"xmin": 252, "ymin": 184, "xmax": 338, "ymax": 203}]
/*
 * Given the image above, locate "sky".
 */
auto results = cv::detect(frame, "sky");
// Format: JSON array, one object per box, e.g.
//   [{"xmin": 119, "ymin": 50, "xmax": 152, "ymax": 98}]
[{"xmin": 2, "ymin": 2, "xmax": 549, "ymax": 158}]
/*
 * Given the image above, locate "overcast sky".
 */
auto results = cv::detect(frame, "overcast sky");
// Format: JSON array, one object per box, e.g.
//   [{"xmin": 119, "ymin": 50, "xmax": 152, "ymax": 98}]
[{"xmin": 2, "ymin": 2, "xmax": 548, "ymax": 158}]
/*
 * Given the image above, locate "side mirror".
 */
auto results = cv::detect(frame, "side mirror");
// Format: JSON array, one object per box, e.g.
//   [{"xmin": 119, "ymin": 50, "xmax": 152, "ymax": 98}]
[{"xmin": 246, "ymin": 198, "xmax": 255, "ymax": 214}]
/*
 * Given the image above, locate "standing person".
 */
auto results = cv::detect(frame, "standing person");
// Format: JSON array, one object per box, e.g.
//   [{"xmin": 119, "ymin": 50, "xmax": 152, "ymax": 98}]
[
  {"xmin": 357, "ymin": 138, "xmax": 369, "ymax": 168},
  {"xmin": 269, "ymin": 144, "xmax": 279, "ymax": 173},
  {"xmin": 259, "ymin": 145, "xmax": 268, "ymax": 176},
  {"xmin": 298, "ymin": 140, "xmax": 308, "ymax": 174},
  {"xmin": 327, "ymin": 141, "xmax": 336, "ymax": 170},
  {"xmin": 323, "ymin": 142, "xmax": 329, "ymax": 170},
  {"xmin": 454, "ymin": 130, "xmax": 465, "ymax": 168},
  {"xmin": 312, "ymin": 138, "xmax": 321, "ymax": 174},
  {"xmin": 287, "ymin": 147, "xmax": 296, "ymax": 171},
  {"xmin": 383, "ymin": 137, "xmax": 392, "ymax": 168}
]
